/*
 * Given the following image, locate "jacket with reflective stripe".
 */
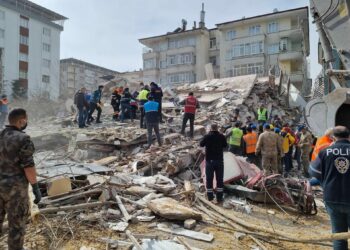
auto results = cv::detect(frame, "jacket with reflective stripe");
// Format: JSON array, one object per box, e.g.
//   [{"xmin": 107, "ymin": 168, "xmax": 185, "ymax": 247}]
[
  {"xmin": 243, "ymin": 132, "xmax": 258, "ymax": 154},
  {"xmin": 229, "ymin": 128, "xmax": 243, "ymax": 146},
  {"xmin": 257, "ymin": 108, "xmax": 267, "ymax": 121},
  {"xmin": 184, "ymin": 96, "xmax": 198, "ymax": 114}
]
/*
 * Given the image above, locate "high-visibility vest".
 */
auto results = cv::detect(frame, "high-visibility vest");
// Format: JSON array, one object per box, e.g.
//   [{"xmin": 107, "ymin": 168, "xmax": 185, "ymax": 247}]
[
  {"xmin": 138, "ymin": 89, "xmax": 149, "ymax": 101},
  {"xmin": 184, "ymin": 96, "xmax": 198, "ymax": 114},
  {"xmin": 257, "ymin": 108, "xmax": 267, "ymax": 121},
  {"xmin": 311, "ymin": 135, "xmax": 333, "ymax": 161},
  {"xmin": 243, "ymin": 132, "xmax": 258, "ymax": 154},
  {"xmin": 229, "ymin": 127, "xmax": 243, "ymax": 146}
]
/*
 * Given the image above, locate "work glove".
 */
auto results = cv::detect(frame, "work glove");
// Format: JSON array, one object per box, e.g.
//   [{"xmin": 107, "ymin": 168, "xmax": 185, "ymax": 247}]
[{"xmin": 31, "ymin": 183, "xmax": 42, "ymax": 204}]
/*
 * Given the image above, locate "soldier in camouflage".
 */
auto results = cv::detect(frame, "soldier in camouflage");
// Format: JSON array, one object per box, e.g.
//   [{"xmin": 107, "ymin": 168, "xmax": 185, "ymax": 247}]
[
  {"xmin": 256, "ymin": 124, "xmax": 283, "ymax": 174},
  {"xmin": 0, "ymin": 108, "xmax": 41, "ymax": 250},
  {"xmin": 298, "ymin": 125, "xmax": 313, "ymax": 177}
]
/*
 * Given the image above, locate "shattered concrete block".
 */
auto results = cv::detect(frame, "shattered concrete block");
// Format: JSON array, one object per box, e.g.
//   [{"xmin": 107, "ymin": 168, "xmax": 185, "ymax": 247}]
[
  {"xmin": 47, "ymin": 177, "xmax": 72, "ymax": 197},
  {"xmin": 163, "ymin": 133, "xmax": 181, "ymax": 144},
  {"xmin": 125, "ymin": 186, "xmax": 156, "ymax": 197},
  {"xmin": 147, "ymin": 197, "xmax": 202, "ymax": 221},
  {"xmin": 184, "ymin": 219, "xmax": 196, "ymax": 230},
  {"xmin": 93, "ymin": 156, "xmax": 118, "ymax": 166}
]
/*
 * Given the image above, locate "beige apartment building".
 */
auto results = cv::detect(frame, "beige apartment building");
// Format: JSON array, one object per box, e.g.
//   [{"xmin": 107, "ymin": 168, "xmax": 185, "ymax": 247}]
[{"xmin": 139, "ymin": 6, "xmax": 310, "ymax": 93}]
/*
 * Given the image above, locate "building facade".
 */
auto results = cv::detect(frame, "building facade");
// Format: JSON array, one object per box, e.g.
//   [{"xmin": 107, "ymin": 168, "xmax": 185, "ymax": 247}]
[
  {"xmin": 139, "ymin": 6, "xmax": 310, "ymax": 93},
  {"xmin": 0, "ymin": 0, "xmax": 67, "ymax": 100},
  {"xmin": 60, "ymin": 58, "xmax": 119, "ymax": 98}
]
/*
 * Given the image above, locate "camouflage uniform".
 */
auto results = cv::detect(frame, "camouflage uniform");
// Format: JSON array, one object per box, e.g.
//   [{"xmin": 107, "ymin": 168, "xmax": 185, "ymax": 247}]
[
  {"xmin": 0, "ymin": 126, "xmax": 35, "ymax": 250},
  {"xmin": 256, "ymin": 131, "xmax": 283, "ymax": 174},
  {"xmin": 299, "ymin": 130, "xmax": 313, "ymax": 176}
]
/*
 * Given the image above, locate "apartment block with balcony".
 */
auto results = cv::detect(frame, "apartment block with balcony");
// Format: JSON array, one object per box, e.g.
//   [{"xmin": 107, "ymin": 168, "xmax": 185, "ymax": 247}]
[
  {"xmin": 139, "ymin": 6, "xmax": 310, "ymax": 92},
  {"xmin": 60, "ymin": 58, "xmax": 119, "ymax": 98}
]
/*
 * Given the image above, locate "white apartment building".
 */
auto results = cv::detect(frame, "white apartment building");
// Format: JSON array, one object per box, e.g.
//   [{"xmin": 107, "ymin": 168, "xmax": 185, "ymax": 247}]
[
  {"xmin": 60, "ymin": 58, "xmax": 119, "ymax": 98},
  {"xmin": 139, "ymin": 6, "xmax": 310, "ymax": 94},
  {"xmin": 0, "ymin": 0, "xmax": 67, "ymax": 100}
]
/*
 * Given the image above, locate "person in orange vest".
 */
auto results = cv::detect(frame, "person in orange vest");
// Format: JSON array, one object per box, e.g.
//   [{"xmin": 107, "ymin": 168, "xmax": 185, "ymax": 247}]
[
  {"xmin": 180, "ymin": 92, "xmax": 200, "ymax": 138},
  {"xmin": 242, "ymin": 126, "xmax": 259, "ymax": 166},
  {"xmin": 311, "ymin": 128, "xmax": 334, "ymax": 161}
]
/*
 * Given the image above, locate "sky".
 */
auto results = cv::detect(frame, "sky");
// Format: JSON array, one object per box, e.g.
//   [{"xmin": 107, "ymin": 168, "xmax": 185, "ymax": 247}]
[{"xmin": 31, "ymin": 0, "xmax": 321, "ymax": 80}]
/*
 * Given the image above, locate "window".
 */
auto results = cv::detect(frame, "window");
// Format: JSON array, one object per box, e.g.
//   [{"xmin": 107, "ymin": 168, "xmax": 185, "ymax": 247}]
[
  {"xmin": 210, "ymin": 38, "xmax": 216, "ymax": 48},
  {"xmin": 160, "ymin": 60, "xmax": 166, "ymax": 69},
  {"xmin": 20, "ymin": 35, "xmax": 28, "ymax": 45},
  {"xmin": 42, "ymin": 75, "xmax": 50, "ymax": 83},
  {"xmin": 0, "ymin": 10, "xmax": 5, "ymax": 20},
  {"xmin": 231, "ymin": 41, "xmax": 263, "ymax": 58},
  {"xmin": 280, "ymin": 38, "xmax": 288, "ymax": 51},
  {"xmin": 0, "ymin": 28, "xmax": 4, "ymax": 39},
  {"xmin": 19, "ymin": 70, "xmax": 28, "ymax": 79},
  {"xmin": 168, "ymin": 72, "xmax": 194, "ymax": 84},
  {"xmin": 267, "ymin": 43, "xmax": 279, "ymax": 54},
  {"xmin": 209, "ymin": 56, "xmax": 217, "ymax": 66},
  {"xmin": 168, "ymin": 55, "xmax": 176, "ymax": 65},
  {"xmin": 233, "ymin": 63, "xmax": 263, "ymax": 76},
  {"xmin": 144, "ymin": 58, "xmax": 156, "ymax": 69},
  {"xmin": 42, "ymin": 58, "xmax": 51, "ymax": 68},
  {"xmin": 268, "ymin": 22, "xmax": 278, "ymax": 33},
  {"xmin": 20, "ymin": 53, "xmax": 28, "ymax": 62},
  {"xmin": 226, "ymin": 30, "xmax": 236, "ymax": 40},
  {"xmin": 249, "ymin": 25, "xmax": 261, "ymax": 36},
  {"xmin": 20, "ymin": 17, "xmax": 29, "ymax": 28},
  {"xmin": 43, "ymin": 43, "xmax": 51, "ymax": 52},
  {"xmin": 43, "ymin": 27, "xmax": 51, "ymax": 37}
]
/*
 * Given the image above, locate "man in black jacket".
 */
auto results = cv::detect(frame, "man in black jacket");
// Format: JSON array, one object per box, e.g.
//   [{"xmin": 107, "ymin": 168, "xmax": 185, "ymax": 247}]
[
  {"xmin": 200, "ymin": 124, "xmax": 228, "ymax": 203},
  {"xmin": 309, "ymin": 126, "xmax": 350, "ymax": 250},
  {"xmin": 120, "ymin": 88, "xmax": 132, "ymax": 123},
  {"xmin": 75, "ymin": 87, "xmax": 89, "ymax": 128},
  {"xmin": 150, "ymin": 82, "xmax": 163, "ymax": 123}
]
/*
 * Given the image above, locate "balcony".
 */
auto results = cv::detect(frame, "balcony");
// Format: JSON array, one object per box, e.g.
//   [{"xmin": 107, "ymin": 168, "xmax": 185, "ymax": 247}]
[{"xmin": 279, "ymin": 50, "xmax": 303, "ymax": 61}]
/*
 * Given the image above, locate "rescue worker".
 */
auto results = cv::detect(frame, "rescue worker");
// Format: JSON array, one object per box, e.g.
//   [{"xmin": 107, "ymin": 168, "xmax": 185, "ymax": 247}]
[
  {"xmin": 227, "ymin": 122, "xmax": 243, "ymax": 155},
  {"xmin": 272, "ymin": 115, "xmax": 282, "ymax": 128},
  {"xmin": 311, "ymin": 128, "xmax": 334, "ymax": 161},
  {"xmin": 256, "ymin": 124, "xmax": 283, "ymax": 174},
  {"xmin": 87, "ymin": 85, "xmax": 104, "ymax": 124},
  {"xmin": 111, "ymin": 88, "xmax": 121, "ymax": 121},
  {"xmin": 0, "ymin": 94, "xmax": 9, "ymax": 129},
  {"xmin": 200, "ymin": 123, "xmax": 228, "ymax": 203},
  {"xmin": 298, "ymin": 125, "xmax": 313, "ymax": 177},
  {"xmin": 130, "ymin": 92, "xmax": 138, "ymax": 121},
  {"xmin": 75, "ymin": 87, "xmax": 90, "ymax": 128},
  {"xmin": 144, "ymin": 95, "xmax": 162, "ymax": 148},
  {"xmin": 257, "ymin": 104, "xmax": 268, "ymax": 126},
  {"xmin": 309, "ymin": 126, "xmax": 350, "ymax": 250},
  {"xmin": 280, "ymin": 129, "xmax": 295, "ymax": 177},
  {"xmin": 137, "ymin": 85, "xmax": 150, "ymax": 128},
  {"xmin": 274, "ymin": 127, "xmax": 284, "ymax": 173},
  {"xmin": 242, "ymin": 126, "xmax": 258, "ymax": 166},
  {"xmin": 180, "ymin": 92, "xmax": 200, "ymax": 138},
  {"xmin": 120, "ymin": 88, "xmax": 132, "ymax": 123},
  {"xmin": 150, "ymin": 82, "xmax": 163, "ymax": 123},
  {"xmin": 0, "ymin": 108, "xmax": 42, "ymax": 250}
]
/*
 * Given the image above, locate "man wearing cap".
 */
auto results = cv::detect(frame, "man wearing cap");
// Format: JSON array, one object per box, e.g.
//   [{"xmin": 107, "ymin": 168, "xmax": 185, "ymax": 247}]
[
  {"xmin": 227, "ymin": 122, "xmax": 243, "ymax": 156},
  {"xmin": 298, "ymin": 125, "xmax": 313, "ymax": 177},
  {"xmin": 256, "ymin": 124, "xmax": 283, "ymax": 174},
  {"xmin": 87, "ymin": 85, "xmax": 104, "ymax": 124},
  {"xmin": 309, "ymin": 126, "xmax": 350, "ymax": 250},
  {"xmin": 0, "ymin": 94, "xmax": 9, "ymax": 129}
]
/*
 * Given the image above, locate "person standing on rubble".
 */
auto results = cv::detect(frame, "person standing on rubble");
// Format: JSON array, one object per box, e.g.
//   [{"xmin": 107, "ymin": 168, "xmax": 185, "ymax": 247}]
[
  {"xmin": 111, "ymin": 88, "xmax": 121, "ymax": 121},
  {"xmin": 309, "ymin": 126, "xmax": 350, "ymax": 250},
  {"xmin": 298, "ymin": 125, "xmax": 313, "ymax": 177},
  {"xmin": 144, "ymin": 95, "xmax": 162, "ymax": 148},
  {"xmin": 0, "ymin": 94, "xmax": 9, "ymax": 129},
  {"xmin": 120, "ymin": 87, "xmax": 133, "ymax": 123},
  {"xmin": 87, "ymin": 85, "xmax": 104, "ymax": 124},
  {"xmin": 150, "ymin": 82, "xmax": 164, "ymax": 123},
  {"xmin": 227, "ymin": 122, "xmax": 243, "ymax": 155},
  {"xmin": 256, "ymin": 124, "xmax": 283, "ymax": 174},
  {"xmin": 0, "ymin": 108, "xmax": 41, "ymax": 250},
  {"xmin": 311, "ymin": 128, "xmax": 334, "ymax": 161},
  {"xmin": 280, "ymin": 129, "xmax": 295, "ymax": 177},
  {"xmin": 75, "ymin": 87, "xmax": 90, "ymax": 128},
  {"xmin": 257, "ymin": 104, "xmax": 268, "ymax": 126},
  {"xmin": 137, "ymin": 85, "xmax": 150, "ymax": 128},
  {"xmin": 180, "ymin": 92, "xmax": 200, "ymax": 138},
  {"xmin": 200, "ymin": 123, "xmax": 228, "ymax": 203},
  {"xmin": 242, "ymin": 126, "xmax": 258, "ymax": 166}
]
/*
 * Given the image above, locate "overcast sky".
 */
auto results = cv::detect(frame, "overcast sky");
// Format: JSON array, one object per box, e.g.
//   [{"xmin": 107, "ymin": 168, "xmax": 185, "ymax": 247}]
[{"xmin": 32, "ymin": 0, "xmax": 321, "ymax": 79}]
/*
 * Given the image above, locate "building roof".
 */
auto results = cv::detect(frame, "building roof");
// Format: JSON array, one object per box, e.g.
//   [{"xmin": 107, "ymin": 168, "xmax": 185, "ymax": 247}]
[
  {"xmin": 216, "ymin": 6, "xmax": 308, "ymax": 26},
  {"xmin": 139, "ymin": 28, "xmax": 207, "ymax": 43},
  {"xmin": 60, "ymin": 58, "xmax": 119, "ymax": 74}
]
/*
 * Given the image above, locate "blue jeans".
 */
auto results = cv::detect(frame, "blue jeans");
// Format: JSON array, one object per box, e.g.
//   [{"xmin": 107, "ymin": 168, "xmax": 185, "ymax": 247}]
[
  {"xmin": 78, "ymin": 107, "xmax": 86, "ymax": 128},
  {"xmin": 325, "ymin": 202, "xmax": 350, "ymax": 250},
  {"xmin": 120, "ymin": 103, "xmax": 131, "ymax": 122}
]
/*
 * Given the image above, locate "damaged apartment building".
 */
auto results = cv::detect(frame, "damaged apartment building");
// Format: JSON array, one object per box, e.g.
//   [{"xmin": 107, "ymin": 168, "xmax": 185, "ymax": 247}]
[
  {"xmin": 0, "ymin": 0, "xmax": 67, "ymax": 100},
  {"xmin": 139, "ymin": 5, "xmax": 310, "ymax": 95}
]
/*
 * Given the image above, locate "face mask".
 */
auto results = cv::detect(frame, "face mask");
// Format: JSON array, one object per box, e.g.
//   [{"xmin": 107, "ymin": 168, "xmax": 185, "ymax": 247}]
[{"xmin": 20, "ymin": 122, "xmax": 28, "ymax": 131}]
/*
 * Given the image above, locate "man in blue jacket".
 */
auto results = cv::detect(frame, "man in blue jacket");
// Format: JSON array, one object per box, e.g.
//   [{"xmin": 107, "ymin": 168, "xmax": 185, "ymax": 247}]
[
  {"xmin": 144, "ymin": 95, "xmax": 162, "ymax": 148},
  {"xmin": 87, "ymin": 85, "xmax": 104, "ymax": 124},
  {"xmin": 309, "ymin": 126, "xmax": 350, "ymax": 250}
]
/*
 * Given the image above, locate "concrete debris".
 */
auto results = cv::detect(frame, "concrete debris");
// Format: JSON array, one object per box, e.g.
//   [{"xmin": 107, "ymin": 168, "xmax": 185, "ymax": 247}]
[
  {"xmin": 184, "ymin": 219, "xmax": 197, "ymax": 230},
  {"xmin": 108, "ymin": 222, "xmax": 129, "ymax": 232},
  {"xmin": 156, "ymin": 223, "xmax": 214, "ymax": 242}
]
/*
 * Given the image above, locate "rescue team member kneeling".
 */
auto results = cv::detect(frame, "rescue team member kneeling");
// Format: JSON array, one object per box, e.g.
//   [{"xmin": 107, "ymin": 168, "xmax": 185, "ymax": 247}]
[
  {"xmin": 0, "ymin": 108, "xmax": 42, "ymax": 250},
  {"xmin": 309, "ymin": 126, "xmax": 350, "ymax": 250}
]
